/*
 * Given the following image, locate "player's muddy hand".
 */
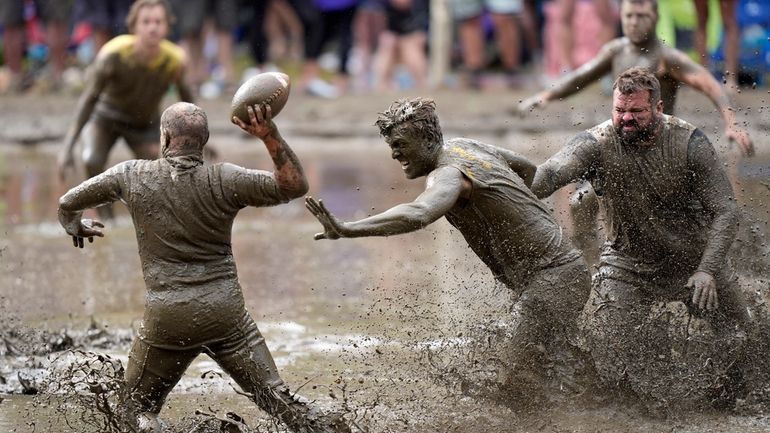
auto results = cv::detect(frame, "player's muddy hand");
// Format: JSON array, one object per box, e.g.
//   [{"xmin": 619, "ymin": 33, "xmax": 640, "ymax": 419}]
[
  {"xmin": 232, "ymin": 104, "xmax": 276, "ymax": 140},
  {"xmin": 67, "ymin": 218, "xmax": 105, "ymax": 248},
  {"xmin": 725, "ymin": 124, "xmax": 754, "ymax": 158},
  {"xmin": 518, "ymin": 93, "xmax": 548, "ymax": 115},
  {"xmin": 57, "ymin": 147, "xmax": 75, "ymax": 181},
  {"xmin": 687, "ymin": 271, "xmax": 718, "ymax": 312},
  {"xmin": 305, "ymin": 197, "xmax": 344, "ymax": 240}
]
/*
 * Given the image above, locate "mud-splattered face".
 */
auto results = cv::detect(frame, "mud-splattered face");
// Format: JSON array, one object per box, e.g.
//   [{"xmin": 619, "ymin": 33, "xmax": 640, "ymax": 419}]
[
  {"xmin": 612, "ymin": 89, "xmax": 662, "ymax": 144},
  {"xmin": 385, "ymin": 124, "xmax": 437, "ymax": 179},
  {"xmin": 133, "ymin": 5, "xmax": 168, "ymax": 48},
  {"xmin": 621, "ymin": 1, "xmax": 657, "ymax": 44}
]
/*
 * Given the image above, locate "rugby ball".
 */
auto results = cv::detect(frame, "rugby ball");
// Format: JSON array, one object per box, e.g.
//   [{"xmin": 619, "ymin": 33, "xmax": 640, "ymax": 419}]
[{"xmin": 230, "ymin": 72, "xmax": 291, "ymax": 123}]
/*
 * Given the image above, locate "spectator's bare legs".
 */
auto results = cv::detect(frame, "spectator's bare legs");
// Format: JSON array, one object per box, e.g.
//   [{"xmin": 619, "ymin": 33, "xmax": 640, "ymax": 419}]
[
  {"xmin": 593, "ymin": 0, "xmax": 616, "ymax": 47},
  {"xmin": 457, "ymin": 15, "xmax": 485, "ymax": 88},
  {"xmin": 3, "ymin": 24, "xmax": 24, "ymax": 89},
  {"xmin": 399, "ymin": 31, "xmax": 428, "ymax": 89},
  {"xmin": 215, "ymin": 29, "xmax": 235, "ymax": 88},
  {"xmin": 557, "ymin": 0, "xmax": 576, "ymax": 72},
  {"xmin": 491, "ymin": 12, "xmax": 521, "ymax": 73},
  {"xmin": 373, "ymin": 32, "xmax": 398, "ymax": 91},
  {"xmin": 352, "ymin": 3, "xmax": 387, "ymax": 91},
  {"xmin": 181, "ymin": 32, "xmax": 207, "ymax": 90},
  {"xmin": 521, "ymin": 0, "xmax": 541, "ymax": 64},
  {"xmin": 694, "ymin": 0, "xmax": 739, "ymax": 90},
  {"xmin": 720, "ymin": 0, "xmax": 740, "ymax": 90},
  {"xmin": 47, "ymin": 20, "xmax": 70, "ymax": 84}
]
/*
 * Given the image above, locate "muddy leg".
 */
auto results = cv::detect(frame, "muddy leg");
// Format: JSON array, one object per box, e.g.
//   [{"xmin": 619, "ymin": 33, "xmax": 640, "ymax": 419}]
[
  {"xmin": 213, "ymin": 316, "xmax": 351, "ymax": 433},
  {"xmin": 123, "ymin": 338, "xmax": 200, "ymax": 432}
]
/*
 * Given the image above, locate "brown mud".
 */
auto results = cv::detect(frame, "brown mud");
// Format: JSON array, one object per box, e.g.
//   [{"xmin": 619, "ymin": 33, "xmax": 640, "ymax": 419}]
[{"xmin": 2, "ymin": 85, "xmax": 770, "ymax": 432}]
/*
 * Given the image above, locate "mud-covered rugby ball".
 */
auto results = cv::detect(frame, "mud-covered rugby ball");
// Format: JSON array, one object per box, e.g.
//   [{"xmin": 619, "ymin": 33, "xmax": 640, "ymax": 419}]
[{"xmin": 230, "ymin": 72, "xmax": 291, "ymax": 123}]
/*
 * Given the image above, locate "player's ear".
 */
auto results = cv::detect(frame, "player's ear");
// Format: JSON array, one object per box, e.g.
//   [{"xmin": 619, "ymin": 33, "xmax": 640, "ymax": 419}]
[{"xmin": 655, "ymin": 99, "xmax": 663, "ymax": 114}]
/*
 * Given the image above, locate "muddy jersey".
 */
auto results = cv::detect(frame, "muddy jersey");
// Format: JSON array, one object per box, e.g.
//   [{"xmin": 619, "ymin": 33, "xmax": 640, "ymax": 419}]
[
  {"xmin": 90, "ymin": 34, "xmax": 185, "ymax": 127},
  {"xmin": 437, "ymin": 138, "xmax": 580, "ymax": 290},
  {"xmin": 537, "ymin": 115, "xmax": 737, "ymax": 279},
  {"xmin": 68, "ymin": 158, "xmax": 288, "ymax": 348}
]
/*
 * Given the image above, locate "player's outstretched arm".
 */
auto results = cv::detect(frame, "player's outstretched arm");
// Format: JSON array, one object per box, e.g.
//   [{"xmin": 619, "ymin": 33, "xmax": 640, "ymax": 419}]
[
  {"xmin": 58, "ymin": 165, "xmax": 124, "ymax": 248},
  {"xmin": 306, "ymin": 166, "xmax": 464, "ymax": 239},
  {"xmin": 666, "ymin": 48, "xmax": 754, "ymax": 157},
  {"xmin": 58, "ymin": 61, "xmax": 108, "ymax": 180},
  {"xmin": 232, "ymin": 104, "xmax": 308, "ymax": 199}
]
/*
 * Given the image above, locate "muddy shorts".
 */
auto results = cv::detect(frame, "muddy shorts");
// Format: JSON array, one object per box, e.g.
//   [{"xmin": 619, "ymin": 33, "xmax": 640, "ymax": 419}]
[
  {"xmin": 82, "ymin": 114, "xmax": 160, "ymax": 166},
  {"xmin": 450, "ymin": 0, "xmax": 522, "ymax": 21},
  {"xmin": 0, "ymin": 0, "xmax": 73, "ymax": 26},
  {"xmin": 171, "ymin": 0, "xmax": 238, "ymax": 34}
]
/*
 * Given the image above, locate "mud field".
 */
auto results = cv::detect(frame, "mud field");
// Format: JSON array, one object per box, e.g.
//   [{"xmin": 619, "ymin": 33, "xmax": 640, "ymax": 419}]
[{"xmin": 2, "ymin": 84, "xmax": 770, "ymax": 432}]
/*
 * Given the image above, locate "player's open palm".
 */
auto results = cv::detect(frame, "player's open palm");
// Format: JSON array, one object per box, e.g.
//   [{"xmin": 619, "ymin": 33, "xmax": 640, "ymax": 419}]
[
  {"xmin": 67, "ymin": 219, "xmax": 105, "ymax": 248},
  {"xmin": 305, "ymin": 197, "xmax": 343, "ymax": 240}
]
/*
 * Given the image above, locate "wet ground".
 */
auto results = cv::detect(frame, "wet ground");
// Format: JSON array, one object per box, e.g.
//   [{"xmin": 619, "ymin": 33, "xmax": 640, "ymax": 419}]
[{"xmin": 1, "ymin": 83, "xmax": 770, "ymax": 432}]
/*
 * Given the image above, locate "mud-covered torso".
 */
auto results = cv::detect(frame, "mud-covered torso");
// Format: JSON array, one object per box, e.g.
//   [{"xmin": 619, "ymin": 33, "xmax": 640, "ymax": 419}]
[
  {"xmin": 438, "ymin": 139, "xmax": 579, "ymax": 289},
  {"xmin": 611, "ymin": 39, "xmax": 679, "ymax": 114},
  {"xmin": 587, "ymin": 116, "xmax": 711, "ymax": 270},
  {"xmin": 98, "ymin": 158, "xmax": 285, "ymax": 347},
  {"xmin": 93, "ymin": 35, "xmax": 185, "ymax": 127}
]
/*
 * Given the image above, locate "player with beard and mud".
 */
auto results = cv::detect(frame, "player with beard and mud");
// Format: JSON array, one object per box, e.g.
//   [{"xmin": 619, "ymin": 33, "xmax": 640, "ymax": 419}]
[
  {"xmin": 305, "ymin": 97, "xmax": 591, "ymax": 405},
  {"xmin": 57, "ymin": 0, "xmax": 194, "ymax": 220},
  {"xmin": 517, "ymin": 0, "xmax": 753, "ymax": 266},
  {"xmin": 530, "ymin": 67, "xmax": 749, "ymax": 411},
  {"xmin": 58, "ymin": 102, "xmax": 350, "ymax": 433}
]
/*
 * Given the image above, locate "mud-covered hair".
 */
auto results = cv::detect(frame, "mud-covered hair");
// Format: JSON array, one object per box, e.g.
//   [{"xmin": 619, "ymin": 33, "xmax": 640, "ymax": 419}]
[
  {"xmin": 613, "ymin": 67, "xmax": 661, "ymax": 107},
  {"xmin": 621, "ymin": 0, "xmax": 658, "ymax": 15},
  {"xmin": 375, "ymin": 98, "xmax": 443, "ymax": 147},
  {"xmin": 160, "ymin": 102, "xmax": 209, "ymax": 157},
  {"xmin": 126, "ymin": 0, "xmax": 175, "ymax": 33}
]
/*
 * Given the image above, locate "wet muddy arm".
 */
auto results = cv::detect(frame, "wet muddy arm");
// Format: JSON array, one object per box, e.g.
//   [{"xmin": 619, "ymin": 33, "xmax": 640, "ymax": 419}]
[
  {"xmin": 497, "ymin": 147, "xmax": 537, "ymax": 187},
  {"xmin": 519, "ymin": 44, "xmax": 615, "ymax": 112},
  {"xmin": 61, "ymin": 62, "xmax": 109, "ymax": 160},
  {"xmin": 666, "ymin": 50, "xmax": 754, "ymax": 157},
  {"xmin": 688, "ymin": 130, "xmax": 739, "ymax": 276},
  {"xmin": 233, "ymin": 105, "xmax": 308, "ymax": 200},
  {"xmin": 531, "ymin": 132, "xmax": 599, "ymax": 198},
  {"xmin": 58, "ymin": 165, "xmax": 125, "ymax": 237},
  {"xmin": 307, "ymin": 167, "xmax": 463, "ymax": 239}
]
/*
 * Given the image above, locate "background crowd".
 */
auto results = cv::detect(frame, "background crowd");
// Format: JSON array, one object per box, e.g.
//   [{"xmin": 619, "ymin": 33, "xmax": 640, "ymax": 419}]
[{"xmin": 1, "ymin": 0, "xmax": 769, "ymax": 99}]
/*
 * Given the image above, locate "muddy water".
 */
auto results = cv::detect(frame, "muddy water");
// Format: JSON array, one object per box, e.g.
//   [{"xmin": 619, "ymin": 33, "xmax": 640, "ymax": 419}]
[{"xmin": 1, "ymin": 89, "xmax": 770, "ymax": 432}]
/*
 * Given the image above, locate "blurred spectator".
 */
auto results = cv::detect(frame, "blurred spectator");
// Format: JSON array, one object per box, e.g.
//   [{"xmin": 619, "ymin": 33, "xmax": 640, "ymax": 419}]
[
  {"xmin": 73, "ymin": 0, "xmax": 134, "ymax": 54},
  {"xmin": 351, "ymin": 0, "xmax": 387, "ymax": 92},
  {"xmin": 373, "ymin": 0, "xmax": 429, "ymax": 91},
  {"xmin": 247, "ymin": 0, "xmax": 302, "ymax": 78},
  {"xmin": 543, "ymin": 0, "xmax": 619, "ymax": 81},
  {"xmin": 450, "ymin": 0, "xmax": 522, "ymax": 90},
  {"xmin": 0, "ymin": 0, "xmax": 74, "ymax": 93},
  {"xmin": 170, "ymin": 0, "xmax": 237, "ymax": 96},
  {"xmin": 291, "ymin": 0, "xmax": 359, "ymax": 98},
  {"xmin": 694, "ymin": 0, "xmax": 740, "ymax": 91},
  {"xmin": 555, "ymin": 0, "xmax": 616, "ymax": 75}
]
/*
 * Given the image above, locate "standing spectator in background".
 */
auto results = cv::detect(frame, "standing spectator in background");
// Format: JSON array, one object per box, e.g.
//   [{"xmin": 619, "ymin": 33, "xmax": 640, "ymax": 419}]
[
  {"xmin": 373, "ymin": 0, "xmax": 429, "ymax": 92},
  {"xmin": 291, "ymin": 0, "xmax": 359, "ymax": 98},
  {"xmin": 170, "ymin": 0, "xmax": 237, "ymax": 96},
  {"xmin": 0, "ymin": 0, "xmax": 73, "ymax": 93},
  {"xmin": 694, "ymin": 0, "xmax": 740, "ymax": 92},
  {"xmin": 73, "ymin": 0, "xmax": 135, "ymax": 54},
  {"xmin": 451, "ymin": 0, "xmax": 523, "ymax": 90},
  {"xmin": 555, "ymin": 0, "xmax": 616, "ymax": 75}
]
